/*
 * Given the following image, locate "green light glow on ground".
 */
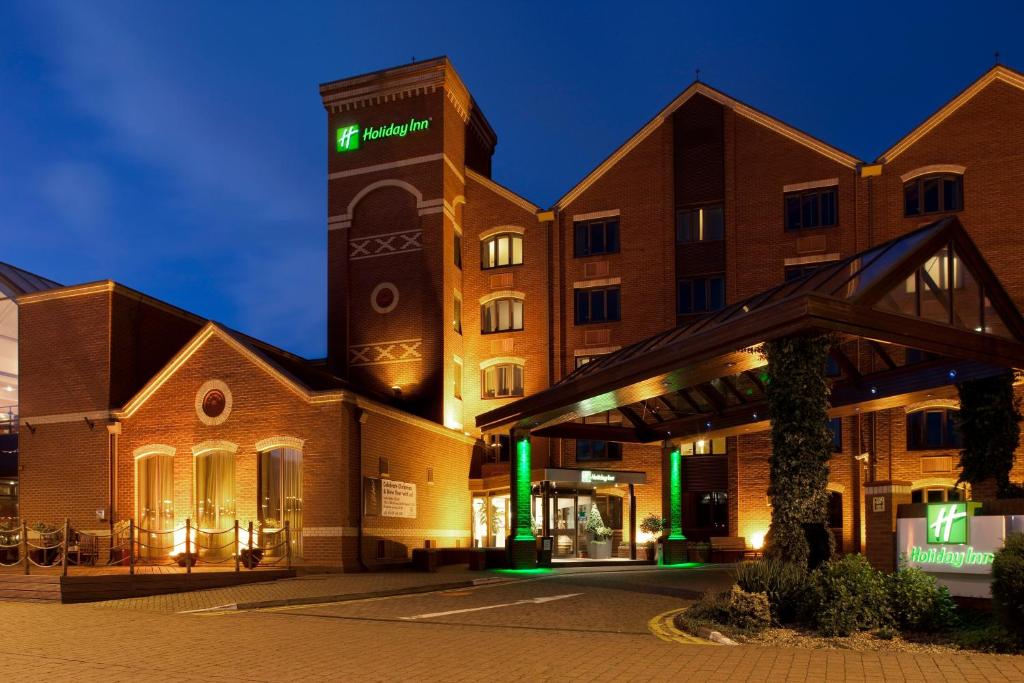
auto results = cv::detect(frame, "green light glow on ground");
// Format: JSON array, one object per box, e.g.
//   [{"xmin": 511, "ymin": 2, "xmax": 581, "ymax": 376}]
[
  {"xmin": 492, "ymin": 568, "xmax": 554, "ymax": 575},
  {"xmin": 660, "ymin": 562, "xmax": 702, "ymax": 568},
  {"xmin": 668, "ymin": 448, "xmax": 686, "ymax": 540}
]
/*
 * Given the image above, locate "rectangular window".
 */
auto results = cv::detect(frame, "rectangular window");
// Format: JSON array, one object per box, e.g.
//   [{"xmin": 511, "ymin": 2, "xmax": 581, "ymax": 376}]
[
  {"xmin": 907, "ymin": 409, "xmax": 961, "ymax": 450},
  {"xmin": 596, "ymin": 495, "xmax": 624, "ymax": 530},
  {"xmin": 695, "ymin": 492, "xmax": 728, "ymax": 530},
  {"xmin": 481, "ymin": 364, "xmax": 524, "ymax": 399},
  {"xmin": 379, "ymin": 457, "xmax": 390, "ymax": 477},
  {"xmin": 575, "ymin": 354, "xmax": 607, "ymax": 369},
  {"xmin": 680, "ymin": 437, "xmax": 726, "ymax": 455},
  {"xmin": 453, "ymin": 231, "xmax": 462, "ymax": 269},
  {"xmin": 453, "ymin": 293, "xmax": 462, "ymax": 335},
  {"xmin": 677, "ymin": 275, "xmax": 724, "ymax": 315},
  {"xmin": 904, "ymin": 175, "xmax": 963, "ymax": 216},
  {"xmin": 574, "ymin": 286, "xmax": 621, "ymax": 325},
  {"xmin": 573, "ymin": 218, "xmax": 620, "ymax": 257},
  {"xmin": 784, "ymin": 261, "xmax": 835, "ymax": 282},
  {"xmin": 829, "ymin": 417, "xmax": 842, "ymax": 452},
  {"xmin": 676, "ymin": 205, "xmax": 724, "ymax": 243},
  {"xmin": 453, "ymin": 358, "xmax": 462, "ymax": 400},
  {"xmin": 575, "ymin": 439, "xmax": 623, "ymax": 462},
  {"xmin": 784, "ymin": 187, "xmax": 837, "ymax": 230}
]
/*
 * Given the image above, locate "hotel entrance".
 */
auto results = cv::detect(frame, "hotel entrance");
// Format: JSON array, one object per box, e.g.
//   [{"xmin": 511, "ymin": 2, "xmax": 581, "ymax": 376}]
[{"xmin": 472, "ymin": 468, "xmax": 646, "ymax": 560}]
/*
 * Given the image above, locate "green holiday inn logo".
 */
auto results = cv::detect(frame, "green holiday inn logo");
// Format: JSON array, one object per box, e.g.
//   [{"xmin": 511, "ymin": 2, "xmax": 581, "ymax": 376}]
[
  {"xmin": 336, "ymin": 117, "xmax": 430, "ymax": 153},
  {"xmin": 926, "ymin": 502, "xmax": 979, "ymax": 544}
]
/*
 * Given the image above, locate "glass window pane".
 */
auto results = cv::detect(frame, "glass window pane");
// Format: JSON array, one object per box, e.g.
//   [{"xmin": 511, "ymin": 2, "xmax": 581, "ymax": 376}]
[
  {"xmin": 944, "ymin": 177, "xmax": 962, "ymax": 211},
  {"xmin": 694, "ymin": 279, "xmax": 708, "ymax": 312},
  {"xmin": 606, "ymin": 288, "xmax": 620, "ymax": 321},
  {"xmin": 589, "ymin": 223, "xmax": 604, "ymax": 253},
  {"xmin": 513, "ymin": 365, "xmax": 524, "ymax": 395},
  {"xmin": 498, "ymin": 299, "xmax": 511, "ymax": 330},
  {"xmin": 904, "ymin": 182, "xmax": 919, "ymax": 215},
  {"xmin": 195, "ymin": 451, "xmax": 235, "ymax": 531},
  {"xmin": 678, "ymin": 280, "xmax": 692, "ymax": 314},
  {"xmin": 820, "ymin": 189, "xmax": 837, "ymax": 226},
  {"xmin": 576, "ymin": 290, "xmax": 589, "ymax": 323},
  {"xmin": 590, "ymin": 290, "xmax": 606, "ymax": 322},
  {"xmin": 487, "ymin": 240, "xmax": 497, "ymax": 268},
  {"xmin": 785, "ymin": 195, "xmax": 801, "ymax": 229},
  {"xmin": 925, "ymin": 411, "xmax": 943, "ymax": 447},
  {"xmin": 511, "ymin": 236, "xmax": 523, "ymax": 265},
  {"xmin": 606, "ymin": 221, "xmax": 619, "ymax": 252},
  {"xmin": 574, "ymin": 225, "xmax": 588, "ymax": 256},
  {"xmin": 512, "ymin": 299, "xmax": 523, "ymax": 329},
  {"xmin": 709, "ymin": 277, "xmax": 724, "ymax": 311},
  {"xmin": 802, "ymin": 193, "xmax": 819, "ymax": 228},
  {"xmin": 705, "ymin": 206, "xmax": 724, "ymax": 240},
  {"xmin": 923, "ymin": 178, "xmax": 940, "ymax": 213},
  {"xmin": 497, "ymin": 236, "xmax": 510, "ymax": 266}
]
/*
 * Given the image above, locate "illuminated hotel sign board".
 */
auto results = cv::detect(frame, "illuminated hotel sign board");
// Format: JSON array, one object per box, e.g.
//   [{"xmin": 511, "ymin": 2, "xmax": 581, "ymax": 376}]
[
  {"xmin": 896, "ymin": 502, "xmax": 1012, "ymax": 597},
  {"xmin": 336, "ymin": 117, "xmax": 430, "ymax": 152},
  {"xmin": 581, "ymin": 470, "xmax": 616, "ymax": 484}
]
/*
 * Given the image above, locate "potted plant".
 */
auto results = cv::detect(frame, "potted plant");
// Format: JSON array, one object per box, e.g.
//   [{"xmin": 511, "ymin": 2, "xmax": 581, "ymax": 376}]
[
  {"xmin": 585, "ymin": 505, "xmax": 614, "ymax": 559},
  {"xmin": 639, "ymin": 513, "xmax": 666, "ymax": 562},
  {"xmin": 29, "ymin": 522, "xmax": 61, "ymax": 566},
  {"xmin": 0, "ymin": 519, "xmax": 19, "ymax": 565}
]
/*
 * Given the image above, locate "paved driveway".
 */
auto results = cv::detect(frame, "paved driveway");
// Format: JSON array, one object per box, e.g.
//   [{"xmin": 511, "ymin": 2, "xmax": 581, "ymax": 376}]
[{"xmin": 1, "ymin": 565, "xmax": 1021, "ymax": 681}]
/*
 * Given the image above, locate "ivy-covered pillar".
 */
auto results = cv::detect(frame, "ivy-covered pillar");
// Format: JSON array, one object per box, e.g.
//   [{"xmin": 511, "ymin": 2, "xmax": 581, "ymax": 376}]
[
  {"xmin": 956, "ymin": 370, "xmax": 1022, "ymax": 500},
  {"xmin": 661, "ymin": 441, "xmax": 687, "ymax": 564},
  {"xmin": 763, "ymin": 334, "xmax": 834, "ymax": 568},
  {"xmin": 507, "ymin": 429, "xmax": 537, "ymax": 568}
]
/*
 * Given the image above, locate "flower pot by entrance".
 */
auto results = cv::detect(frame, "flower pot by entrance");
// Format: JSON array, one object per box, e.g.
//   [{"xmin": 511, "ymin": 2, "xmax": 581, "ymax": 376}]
[{"xmin": 588, "ymin": 540, "xmax": 612, "ymax": 559}]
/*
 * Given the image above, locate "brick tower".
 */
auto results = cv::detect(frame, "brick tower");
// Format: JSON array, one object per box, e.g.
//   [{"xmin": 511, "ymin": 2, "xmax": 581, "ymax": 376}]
[{"xmin": 320, "ymin": 57, "xmax": 496, "ymax": 424}]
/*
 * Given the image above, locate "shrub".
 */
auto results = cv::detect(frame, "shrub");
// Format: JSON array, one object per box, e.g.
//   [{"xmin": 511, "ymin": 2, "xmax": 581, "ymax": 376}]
[
  {"xmin": 724, "ymin": 585, "xmax": 771, "ymax": 631},
  {"xmin": 887, "ymin": 566, "xmax": 957, "ymax": 632},
  {"xmin": 806, "ymin": 554, "xmax": 890, "ymax": 636},
  {"xmin": 733, "ymin": 559, "xmax": 809, "ymax": 623},
  {"xmin": 992, "ymin": 532, "xmax": 1024, "ymax": 635},
  {"xmin": 686, "ymin": 589, "xmax": 730, "ymax": 625}
]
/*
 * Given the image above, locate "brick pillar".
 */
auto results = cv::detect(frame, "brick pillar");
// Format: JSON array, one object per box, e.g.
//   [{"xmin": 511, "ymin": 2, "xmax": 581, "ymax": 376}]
[
  {"xmin": 864, "ymin": 480, "xmax": 912, "ymax": 572},
  {"xmin": 661, "ymin": 442, "xmax": 686, "ymax": 564},
  {"xmin": 507, "ymin": 430, "xmax": 536, "ymax": 569}
]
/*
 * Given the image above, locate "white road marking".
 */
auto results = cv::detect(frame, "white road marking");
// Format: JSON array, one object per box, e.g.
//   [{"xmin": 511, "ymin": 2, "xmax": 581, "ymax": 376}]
[{"xmin": 398, "ymin": 593, "xmax": 583, "ymax": 620}]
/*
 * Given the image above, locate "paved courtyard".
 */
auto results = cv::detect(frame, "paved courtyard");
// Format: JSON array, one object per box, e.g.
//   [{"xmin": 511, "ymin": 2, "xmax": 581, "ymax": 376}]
[{"xmin": 1, "ymin": 565, "xmax": 1022, "ymax": 681}]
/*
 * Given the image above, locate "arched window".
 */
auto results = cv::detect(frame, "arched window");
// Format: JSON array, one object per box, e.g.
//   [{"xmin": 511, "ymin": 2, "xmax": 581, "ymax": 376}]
[
  {"xmin": 481, "ymin": 297, "xmax": 524, "ymax": 333},
  {"xmin": 194, "ymin": 450, "xmax": 235, "ymax": 530},
  {"xmin": 481, "ymin": 233, "xmax": 523, "ymax": 269},
  {"xmin": 258, "ymin": 447, "xmax": 303, "ymax": 558},
  {"xmin": 904, "ymin": 174, "xmax": 963, "ymax": 216},
  {"xmin": 136, "ymin": 451, "xmax": 175, "ymax": 559},
  {"xmin": 906, "ymin": 408, "xmax": 961, "ymax": 450},
  {"xmin": 481, "ymin": 363, "xmax": 524, "ymax": 398}
]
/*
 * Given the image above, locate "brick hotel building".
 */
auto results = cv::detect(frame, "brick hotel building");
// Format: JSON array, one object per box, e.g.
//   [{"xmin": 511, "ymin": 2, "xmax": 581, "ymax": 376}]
[{"xmin": 5, "ymin": 57, "xmax": 1024, "ymax": 568}]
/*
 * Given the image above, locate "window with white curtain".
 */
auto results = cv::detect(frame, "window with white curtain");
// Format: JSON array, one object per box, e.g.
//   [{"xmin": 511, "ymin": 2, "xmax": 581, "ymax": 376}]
[
  {"xmin": 194, "ymin": 451, "xmax": 236, "ymax": 530},
  {"xmin": 481, "ymin": 297, "xmax": 524, "ymax": 333},
  {"xmin": 137, "ymin": 453, "xmax": 174, "ymax": 559},
  {"xmin": 259, "ymin": 447, "xmax": 303, "ymax": 557}
]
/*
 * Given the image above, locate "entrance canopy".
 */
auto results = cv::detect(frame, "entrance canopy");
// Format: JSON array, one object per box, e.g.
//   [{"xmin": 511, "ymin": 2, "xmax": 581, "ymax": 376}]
[{"xmin": 477, "ymin": 218, "xmax": 1024, "ymax": 443}]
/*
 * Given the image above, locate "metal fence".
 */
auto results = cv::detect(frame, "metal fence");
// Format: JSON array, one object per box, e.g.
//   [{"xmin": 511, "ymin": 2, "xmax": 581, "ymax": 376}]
[{"xmin": 0, "ymin": 518, "xmax": 292, "ymax": 575}]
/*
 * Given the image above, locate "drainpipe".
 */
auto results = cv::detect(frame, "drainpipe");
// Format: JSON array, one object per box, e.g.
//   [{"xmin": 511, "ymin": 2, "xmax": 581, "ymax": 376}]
[
  {"xmin": 354, "ymin": 406, "xmax": 368, "ymax": 571},
  {"xmin": 107, "ymin": 421, "xmax": 121, "ymax": 533}
]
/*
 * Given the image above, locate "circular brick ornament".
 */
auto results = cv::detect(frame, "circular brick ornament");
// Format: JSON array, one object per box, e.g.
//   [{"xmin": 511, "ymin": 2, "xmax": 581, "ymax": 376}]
[
  {"xmin": 371, "ymin": 282, "xmax": 399, "ymax": 314},
  {"xmin": 195, "ymin": 379, "xmax": 232, "ymax": 426}
]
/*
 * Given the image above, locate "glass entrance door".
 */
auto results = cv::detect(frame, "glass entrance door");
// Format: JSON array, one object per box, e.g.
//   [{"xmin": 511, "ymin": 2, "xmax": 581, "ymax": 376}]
[{"xmin": 553, "ymin": 495, "xmax": 576, "ymax": 558}]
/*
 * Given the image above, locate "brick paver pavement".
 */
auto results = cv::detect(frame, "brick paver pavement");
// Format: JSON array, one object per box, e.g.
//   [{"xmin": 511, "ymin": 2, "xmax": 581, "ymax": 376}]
[{"xmin": 0, "ymin": 566, "xmax": 1021, "ymax": 681}]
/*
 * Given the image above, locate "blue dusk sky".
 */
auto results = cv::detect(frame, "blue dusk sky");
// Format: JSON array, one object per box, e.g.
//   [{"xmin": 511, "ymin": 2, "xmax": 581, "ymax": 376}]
[{"xmin": 1, "ymin": 2, "xmax": 1021, "ymax": 357}]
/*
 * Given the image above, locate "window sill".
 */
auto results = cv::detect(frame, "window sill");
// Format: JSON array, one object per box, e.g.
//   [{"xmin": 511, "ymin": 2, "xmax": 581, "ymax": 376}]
[
  {"xmin": 480, "ymin": 263, "xmax": 525, "ymax": 272},
  {"xmin": 574, "ymin": 320, "xmax": 621, "ymax": 326},
  {"xmin": 480, "ymin": 329, "xmax": 524, "ymax": 335},
  {"xmin": 480, "ymin": 395, "xmax": 525, "ymax": 401}
]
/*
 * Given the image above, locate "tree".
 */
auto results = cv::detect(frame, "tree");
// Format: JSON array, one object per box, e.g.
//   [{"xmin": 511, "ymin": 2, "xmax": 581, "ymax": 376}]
[
  {"xmin": 586, "ymin": 504, "xmax": 612, "ymax": 540},
  {"xmin": 762, "ymin": 335, "xmax": 835, "ymax": 566},
  {"xmin": 956, "ymin": 371, "xmax": 1022, "ymax": 499}
]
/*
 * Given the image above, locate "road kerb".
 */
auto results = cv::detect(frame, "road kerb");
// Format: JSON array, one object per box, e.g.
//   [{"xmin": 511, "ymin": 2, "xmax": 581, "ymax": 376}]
[{"xmin": 647, "ymin": 608, "xmax": 719, "ymax": 646}]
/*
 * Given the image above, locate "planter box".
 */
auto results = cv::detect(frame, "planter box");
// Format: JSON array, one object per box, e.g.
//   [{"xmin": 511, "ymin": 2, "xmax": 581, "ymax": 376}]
[{"xmin": 588, "ymin": 540, "xmax": 613, "ymax": 559}]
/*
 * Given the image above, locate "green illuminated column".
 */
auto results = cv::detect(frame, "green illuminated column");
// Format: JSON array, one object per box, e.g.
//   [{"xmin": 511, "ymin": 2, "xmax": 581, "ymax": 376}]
[
  {"xmin": 668, "ymin": 448, "xmax": 686, "ymax": 540},
  {"xmin": 507, "ymin": 430, "xmax": 537, "ymax": 568},
  {"xmin": 661, "ymin": 442, "xmax": 687, "ymax": 564},
  {"xmin": 513, "ymin": 435, "xmax": 534, "ymax": 541}
]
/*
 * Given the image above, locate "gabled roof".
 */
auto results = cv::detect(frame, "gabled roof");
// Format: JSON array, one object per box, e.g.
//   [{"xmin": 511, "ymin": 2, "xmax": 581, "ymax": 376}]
[
  {"xmin": 554, "ymin": 81, "xmax": 863, "ymax": 210},
  {"xmin": 0, "ymin": 262, "xmax": 60, "ymax": 299},
  {"xmin": 477, "ymin": 217, "xmax": 1024, "ymax": 437},
  {"xmin": 116, "ymin": 322, "xmax": 350, "ymax": 419},
  {"xmin": 877, "ymin": 65, "xmax": 1024, "ymax": 163}
]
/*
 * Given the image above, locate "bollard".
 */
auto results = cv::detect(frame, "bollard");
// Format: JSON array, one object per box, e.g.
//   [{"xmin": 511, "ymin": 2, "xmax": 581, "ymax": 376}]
[
  {"xmin": 234, "ymin": 520, "xmax": 240, "ymax": 573},
  {"xmin": 129, "ymin": 519, "xmax": 135, "ymax": 575},
  {"xmin": 62, "ymin": 518, "xmax": 70, "ymax": 577},
  {"xmin": 21, "ymin": 519, "xmax": 28, "ymax": 575},
  {"xmin": 285, "ymin": 521, "xmax": 292, "ymax": 571}
]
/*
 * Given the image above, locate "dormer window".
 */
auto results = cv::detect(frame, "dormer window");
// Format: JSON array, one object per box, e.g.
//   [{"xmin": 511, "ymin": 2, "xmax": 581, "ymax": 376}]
[{"xmin": 904, "ymin": 174, "xmax": 963, "ymax": 217}]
